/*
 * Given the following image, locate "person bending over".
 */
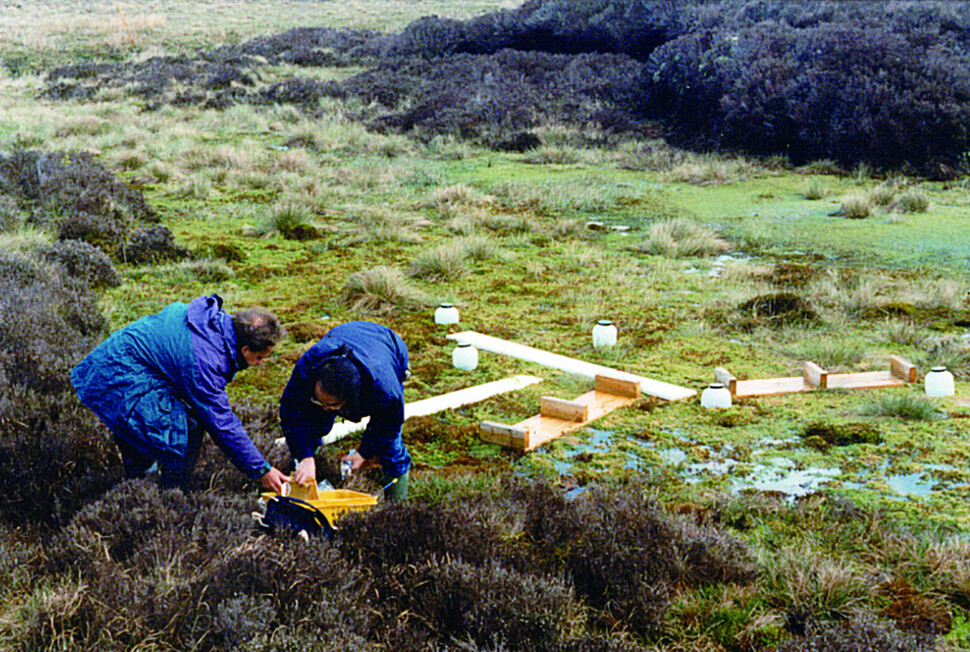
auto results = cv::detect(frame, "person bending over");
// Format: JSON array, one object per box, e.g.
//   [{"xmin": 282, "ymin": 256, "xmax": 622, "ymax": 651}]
[
  {"xmin": 280, "ymin": 321, "xmax": 410, "ymax": 500},
  {"xmin": 71, "ymin": 293, "xmax": 289, "ymax": 492}
]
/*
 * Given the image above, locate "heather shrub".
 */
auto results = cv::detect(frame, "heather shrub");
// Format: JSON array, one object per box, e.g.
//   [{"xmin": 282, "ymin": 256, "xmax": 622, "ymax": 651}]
[
  {"xmin": 393, "ymin": 557, "xmax": 582, "ymax": 651},
  {"xmin": 121, "ymin": 225, "xmax": 190, "ymax": 265},
  {"xmin": 337, "ymin": 499, "xmax": 507, "ymax": 570},
  {"xmin": 35, "ymin": 239, "xmax": 120, "ymax": 289},
  {"xmin": 0, "ymin": 150, "xmax": 158, "ymax": 255},
  {"xmin": 769, "ymin": 611, "xmax": 935, "ymax": 652},
  {"xmin": 642, "ymin": 21, "xmax": 970, "ymax": 174},
  {"xmin": 38, "ymin": 480, "xmax": 371, "ymax": 650},
  {"xmin": 0, "ymin": 244, "xmax": 119, "ymax": 527},
  {"xmin": 509, "ymin": 480, "xmax": 757, "ymax": 634},
  {"xmin": 731, "ymin": 292, "xmax": 821, "ymax": 330}
]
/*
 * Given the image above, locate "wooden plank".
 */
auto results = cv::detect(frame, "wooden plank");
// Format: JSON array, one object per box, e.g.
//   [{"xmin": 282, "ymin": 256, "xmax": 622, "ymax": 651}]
[
  {"xmin": 447, "ymin": 331, "xmax": 696, "ymax": 401},
  {"xmin": 827, "ymin": 371, "xmax": 907, "ymax": 390},
  {"xmin": 540, "ymin": 396, "xmax": 589, "ymax": 422},
  {"xmin": 595, "ymin": 374, "xmax": 641, "ymax": 398},
  {"xmin": 734, "ymin": 376, "xmax": 808, "ymax": 397},
  {"xmin": 890, "ymin": 355, "xmax": 917, "ymax": 382},
  {"xmin": 275, "ymin": 375, "xmax": 544, "ymax": 447},
  {"xmin": 714, "ymin": 367, "xmax": 738, "ymax": 395},
  {"xmin": 491, "ymin": 388, "xmax": 640, "ymax": 452},
  {"xmin": 803, "ymin": 361, "xmax": 828, "ymax": 389},
  {"xmin": 480, "ymin": 421, "xmax": 529, "ymax": 450}
]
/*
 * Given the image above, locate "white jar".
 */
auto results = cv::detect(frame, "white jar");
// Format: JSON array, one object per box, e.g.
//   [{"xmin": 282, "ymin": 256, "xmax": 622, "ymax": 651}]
[
  {"xmin": 592, "ymin": 319, "xmax": 617, "ymax": 349},
  {"xmin": 452, "ymin": 342, "xmax": 479, "ymax": 370},
  {"xmin": 925, "ymin": 366, "xmax": 955, "ymax": 397},
  {"xmin": 700, "ymin": 382, "xmax": 732, "ymax": 409},
  {"xmin": 434, "ymin": 302, "xmax": 459, "ymax": 325}
]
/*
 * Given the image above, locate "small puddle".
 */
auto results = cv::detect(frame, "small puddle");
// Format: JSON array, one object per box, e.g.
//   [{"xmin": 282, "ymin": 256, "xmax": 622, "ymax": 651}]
[{"xmin": 548, "ymin": 430, "xmax": 957, "ymax": 501}]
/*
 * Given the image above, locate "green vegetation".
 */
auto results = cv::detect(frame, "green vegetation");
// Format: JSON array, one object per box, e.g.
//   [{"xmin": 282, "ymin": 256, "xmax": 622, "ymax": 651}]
[{"xmin": 2, "ymin": 1, "xmax": 970, "ymax": 650}]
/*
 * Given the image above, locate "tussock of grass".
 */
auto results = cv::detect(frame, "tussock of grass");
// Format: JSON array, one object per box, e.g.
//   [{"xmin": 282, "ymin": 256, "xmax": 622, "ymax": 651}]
[
  {"xmin": 635, "ymin": 218, "xmax": 733, "ymax": 258},
  {"xmin": 839, "ymin": 193, "xmax": 874, "ymax": 219},
  {"xmin": 661, "ymin": 155, "xmax": 756, "ymax": 186},
  {"xmin": 867, "ymin": 181, "xmax": 899, "ymax": 207},
  {"xmin": 256, "ymin": 202, "xmax": 319, "ymax": 240},
  {"xmin": 859, "ymin": 392, "xmax": 941, "ymax": 421},
  {"xmin": 879, "ymin": 319, "xmax": 927, "ymax": 348},
  {"xmin": 343, "ymin": 265, "xmax": 431, "ymax": 314},
  {"xmin": 344, "ymin": 206, "xmax": 424, "ymax": 244},
  {"xmin": 803, "ymin": 178, "xmax": 830, "ymax": 200},
  {"xmin": 408, "ymin": 241, "xmax": 470, "ymax": 281},
  {"xmin": 782, "ymin": 338, "xmax": 867, "ymax": 370},
  {"xmin": 923, "ymin": 336, "xmax": 970, "ymax": 380},
  {"xmin": 892, "ymin": 189, "xmax": 931, "ymax": 213},
  {"xmin": 130, "ymin": 258, "xmax": 235, "ymax": 283}
]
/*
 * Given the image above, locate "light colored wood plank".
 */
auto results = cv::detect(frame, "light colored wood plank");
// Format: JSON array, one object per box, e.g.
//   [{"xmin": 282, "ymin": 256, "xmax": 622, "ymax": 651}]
[
  {"xmin": 827, "ymin": 371, "xmax": 907, "ymax": 390},
  {"xmin": 714, "ymin": 367, "xmax": 738, "ymax": 395},
  {"xmin": 803, "ymin": 361, "xmax": 828, "ymax": 388},
  {"xmin": 275, "ymin": 375, "xmax": 544, "ymax": 447},
  {"xmin": 540, "ymin": 396, "xmax": 588, "ymax": 422},
  {"xmin": 494, "ymin": 388, "xmax": 640, "ymax": 451},
  {"xmin": 734, "ymin": 377, "xmax": 808, "ymax": 397},
  {"xmin": 890, "ymin": 355, "xmax": 917, "ymax": 382},
  {"xmin": 595, "ymin": 374, "xmax": 641, "ymax": 398},
  {"xmin": 479, "ymin": 421, "xmax": 529, "ymax": 449},
  {"xmin": 447, "ymin": 331, "xmax": 696, "ymax": 401}
]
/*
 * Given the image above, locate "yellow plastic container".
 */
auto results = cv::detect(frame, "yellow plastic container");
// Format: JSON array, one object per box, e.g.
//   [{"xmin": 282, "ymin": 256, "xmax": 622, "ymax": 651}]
[{"xmin": 261, "ymin": 480, "xmax": 378, "ymax": 529}]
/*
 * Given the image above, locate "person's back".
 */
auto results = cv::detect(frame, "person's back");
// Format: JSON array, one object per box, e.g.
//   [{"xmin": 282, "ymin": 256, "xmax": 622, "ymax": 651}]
[{"xmin": 71, "ymin": 294, "xmax": 289, "ymax": 492}]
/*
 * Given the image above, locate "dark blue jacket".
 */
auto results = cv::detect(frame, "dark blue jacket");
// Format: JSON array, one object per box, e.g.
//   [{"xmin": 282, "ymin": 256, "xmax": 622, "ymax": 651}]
[
  {"xmin": 279, "ymin": 321, "xmax": 410, "ymax": 477},
  {"xmin": 70, "ymin": 294, "xmax": 271, "ymax": 480}
]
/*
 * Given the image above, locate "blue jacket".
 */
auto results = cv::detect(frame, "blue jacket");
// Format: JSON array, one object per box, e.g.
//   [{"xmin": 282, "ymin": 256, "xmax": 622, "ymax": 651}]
[
  {"xmin": 279, "ymin": 321, "xmax": 410, "ymax": 477},
  {"xmin": 70, "ymin": 294, "xmax": 271, "ymax": 480}
]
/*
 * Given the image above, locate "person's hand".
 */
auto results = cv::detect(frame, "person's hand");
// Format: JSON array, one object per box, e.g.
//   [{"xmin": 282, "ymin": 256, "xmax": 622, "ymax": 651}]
[
  {"xmin": 260, "ymin": 466, "xmax": 290, "ymax": 494},
  {"xmin": 342, "ymin": 450, "xmax": 366, "ymax": 472},
  {"xmin": 292, "ymin": 457, "xmax": 316, "ymax": 485}
]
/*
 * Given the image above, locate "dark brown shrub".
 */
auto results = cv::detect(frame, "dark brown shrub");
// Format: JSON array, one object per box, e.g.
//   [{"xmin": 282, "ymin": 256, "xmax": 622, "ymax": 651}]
[
  {"xmin": 121, "ymin": 225, "xmax": 190, "ymax": 265},
  {"xmin": 770, "ymin": 611, "xmax": 936, "ymax": 651},
  {"xmin": 734, "ymin": 292, "xmax": 820, "ymax": 329},
  {"xmin": 392, "ymin": 557, "xmax": 581, "ymax": 651},
  {"xmin": 36, "ymin": 239, "xmax": 120, "ymax": 288}
]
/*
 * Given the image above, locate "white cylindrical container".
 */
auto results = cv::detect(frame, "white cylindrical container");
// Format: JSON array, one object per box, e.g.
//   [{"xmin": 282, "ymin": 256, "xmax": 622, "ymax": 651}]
[
  {"xmin": 925, "ymin": 366, "xmax": 955, "ymax": 397},
  {"xmin": 592, "ymin": 319, "xmax": 617, "ymax": 349},
  {"xmin": 453, "ymin": 342, "xmax": 479, "ymax": 370},
  {"xmin": 434, "ymin": 302, "xmax": 460, "ymax": 325},
  {"xmin": 700, "ymin": 382, "xmax": 732, "ymax": 409}
]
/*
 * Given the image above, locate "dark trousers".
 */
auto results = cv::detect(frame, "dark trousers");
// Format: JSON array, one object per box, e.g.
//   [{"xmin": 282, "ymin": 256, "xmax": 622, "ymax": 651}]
[{"xmin": 113, "ymin": 424, "xmax": 205, "ymax": 489}]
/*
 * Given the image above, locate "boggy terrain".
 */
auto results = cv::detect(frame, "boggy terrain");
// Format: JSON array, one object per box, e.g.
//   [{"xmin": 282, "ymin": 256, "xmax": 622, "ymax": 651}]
[{"xmin": 2, "ymin": 1, "xmax": 970, "ymax": 650}]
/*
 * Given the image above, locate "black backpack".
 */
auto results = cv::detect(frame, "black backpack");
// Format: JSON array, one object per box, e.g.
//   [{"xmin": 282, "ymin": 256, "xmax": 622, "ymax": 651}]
[{"xmin": 255, "ymin": 495, "xmax": 335, "ymax": 539}]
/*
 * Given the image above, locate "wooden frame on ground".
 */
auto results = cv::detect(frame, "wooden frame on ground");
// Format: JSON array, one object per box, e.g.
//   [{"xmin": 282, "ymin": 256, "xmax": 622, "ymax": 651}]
[
  {"xmin": 714, "ymin": 355, "xmax": 917, "ymax": 398},
  {"xmin": 480, "ymin": 374, "xmax": 642, "ymax": 452}
]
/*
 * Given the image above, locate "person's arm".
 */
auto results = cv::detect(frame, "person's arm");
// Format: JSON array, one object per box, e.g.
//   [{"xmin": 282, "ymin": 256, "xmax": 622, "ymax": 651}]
[{"xmin": 186, "ymin": 376, "xmax": 275, "ymax": 482}]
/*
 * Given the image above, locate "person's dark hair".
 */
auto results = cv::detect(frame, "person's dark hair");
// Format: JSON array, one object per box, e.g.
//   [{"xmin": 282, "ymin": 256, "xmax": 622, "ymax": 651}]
[
  {"xmin": 232, "ymin": 307, "xmax": 285, "ymax": 352},
  {"xmin": 316, "ymin": 355, "xmax": 361, "ymax": 416}
]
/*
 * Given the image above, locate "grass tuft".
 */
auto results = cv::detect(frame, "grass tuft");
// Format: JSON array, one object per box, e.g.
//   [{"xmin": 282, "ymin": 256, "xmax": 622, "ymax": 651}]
[
  {"xmin": 343, "ymin": 266, "xmax": 432, "ymax": 314},
  {"xmin": 636, "ymin": 218, "xmax": 733, "ymax": 258},
  {"xmin": 859, "ymin": 392, "xmax": 942, "ymax": 421},
  {"xmin": 839, "ymin": 193, "xmax": 874, "ymax": 219}
]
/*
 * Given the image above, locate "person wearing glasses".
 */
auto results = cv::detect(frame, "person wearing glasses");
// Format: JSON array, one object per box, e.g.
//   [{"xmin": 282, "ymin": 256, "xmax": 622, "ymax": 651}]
[{"xmin": 279, "ymin": 321, "xmax": 411, "ymax": 500}]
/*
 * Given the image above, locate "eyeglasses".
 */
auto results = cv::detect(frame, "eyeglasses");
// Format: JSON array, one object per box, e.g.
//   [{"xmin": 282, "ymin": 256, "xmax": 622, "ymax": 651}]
[{"xmin": 311, "ymin": 396, "xmax": 344, "ymax": 410}]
